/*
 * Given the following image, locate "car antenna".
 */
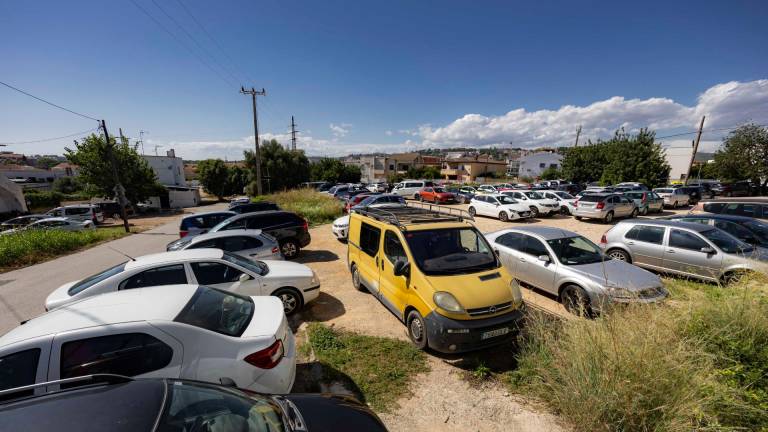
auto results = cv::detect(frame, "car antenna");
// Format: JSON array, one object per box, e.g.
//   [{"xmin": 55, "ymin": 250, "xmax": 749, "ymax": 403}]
[{"xmin": 107, "ymin": 246, "xmax": 136, "ymax": 261}]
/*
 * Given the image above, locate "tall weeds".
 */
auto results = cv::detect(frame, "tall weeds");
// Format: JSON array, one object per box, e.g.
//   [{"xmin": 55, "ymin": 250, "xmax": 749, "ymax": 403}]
[{"xmin": 255, "ymin": 189, "xmax": 343, "ymax": 225}]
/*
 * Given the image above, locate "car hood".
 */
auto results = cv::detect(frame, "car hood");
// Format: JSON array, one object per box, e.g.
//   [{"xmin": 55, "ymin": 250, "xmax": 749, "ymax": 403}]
[
  {"xmin": 333, "ymin": 215, "xmax": 350, "ymax": 226},
  {"xmin": 263, "ymin": 260, "xmax": 314, "ymax": 280},
  {"xmin": 567, "ymin": 259, "xmax": 662, "ymax": 291},
  {"xmin": 45, "ymin": 280, "xmax": 80, "ymax": 310},
  {"xmin": 282, "ymin": 394, "xmax": 387, "ymax": 432}
]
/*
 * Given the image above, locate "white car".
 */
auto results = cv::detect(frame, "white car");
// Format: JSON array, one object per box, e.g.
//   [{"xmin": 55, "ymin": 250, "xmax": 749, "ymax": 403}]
[
  {"xmin": 392, "ymin": 180, "xmax": 433, "ymax": 199},
  {"xmin": 503, "ymin": 190, "xmax": 561, "ymax": 218},
  {"xmin": 0, "ymin": 217, "xmax": 95, "ymax": 235},
  {"xmin": 332, "ymin": 215, "xmax": 350, "ymax": 241},
  {"xmin": 0, "ymin": 285, "xmax": 296, "ymax": 394},
  {"xmin": 468, "ymin": 194, "xmax": 532, "ymax": 221},
  {"xmin": 331, "ymin": 198, "xmax": 406, "ymax": 241},
  {"xmin": 367, "ymin": 183, "xmax": 387, "ymax": 193},
  {"xmin": 47, "ymin": 204, "xmax": 104, "ymax": 224},
  {"xmin": 541, "ymin": 190, "xmax": 578, "ymax": 215},
  {"xmin": 166, "ymin": 229, "xmax": 283, "ymax": 261},
  {"xmin": 45, "ymin": 249, "xmax": 320, "ymax": 315}
]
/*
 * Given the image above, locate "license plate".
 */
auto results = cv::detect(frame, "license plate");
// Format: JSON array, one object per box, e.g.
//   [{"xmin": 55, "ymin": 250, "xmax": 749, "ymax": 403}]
[{"xmin": 481, "ymin": 327, "xmax": 509, "ymax": 340}]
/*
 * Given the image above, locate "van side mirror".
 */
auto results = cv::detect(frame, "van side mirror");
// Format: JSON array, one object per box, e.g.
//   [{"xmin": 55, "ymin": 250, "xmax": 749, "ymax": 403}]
[
  {"xmin": 393, "ymin": 259, "xmax": 410, "ymax": 277},
  {"xmin": 700, "ymin": 246, "xmax": 715, "ymax": 254}
]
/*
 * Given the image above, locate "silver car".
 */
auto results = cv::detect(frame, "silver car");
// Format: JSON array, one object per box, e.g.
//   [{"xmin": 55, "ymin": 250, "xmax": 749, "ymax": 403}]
[
  {"xmin": 653, "ymin": 188, "xmax": 690, "ymax": 208},
  {"xmin": 573, "ymin": 193, "xmax": 638, "ymax": 223},
  {"xmin": 623, "ymin": 191, "xmax": 664, "ymax": 215},
  {"xmin": 166, "ymin": 229, "xmax": 283, "ymax": 260},
  {"xmin": 485, "ymin": 226, "xmax": 666, "ymax": 316},
  {"xmin": 601, "ymin": 219, "xmax": 768, "ymax": 284}
]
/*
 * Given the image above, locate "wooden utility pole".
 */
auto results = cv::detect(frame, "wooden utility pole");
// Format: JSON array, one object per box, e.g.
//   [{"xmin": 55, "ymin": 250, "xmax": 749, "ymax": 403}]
[
  {"xmin": 684, "ymin": 116, "xmax": 706, "ymax": 185},
  {"xmin": 101, "ymin": 120, "xmax": 130, "ymax": 233},
  {"xmin": 574, "ymin": 125, "xmax": 582, "ymax": 147},
  {"xmin": 240, "ymin": 87, "xmax": 266, "ymax": 195},
  {"xmin": 290, "ymin": 116, "xmax": 298, "ymax": 151}
]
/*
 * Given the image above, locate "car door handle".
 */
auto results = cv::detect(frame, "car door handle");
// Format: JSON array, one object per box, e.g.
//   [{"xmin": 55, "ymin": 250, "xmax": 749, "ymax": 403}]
[
  {"xmin": 627, "ymin": 241, "xmax": 634, "ymax": 245},
  {"xmin": 666, "ymin": 249, "xmax": 675, "ymax": 253},
  {"xmin": 519, "ymin": 258, "xmax": 526, "ymax": 262}
]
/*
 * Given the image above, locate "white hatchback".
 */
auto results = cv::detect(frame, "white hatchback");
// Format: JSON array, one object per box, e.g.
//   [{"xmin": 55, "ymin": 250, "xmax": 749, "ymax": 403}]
[
  {"xmin": 45, "ymin": 249, "xmax": 320, "ymax": 315},
  {"xmin": 468, "ymin": 194, "xmax": 532, "ymax": 221},
  {"xmin": 0, "ymin": 285, "xmax": 296, "ymax": 394},
  {"xmin": 503, "ymin": 190, "xmax": 561, "ymax": 218}
]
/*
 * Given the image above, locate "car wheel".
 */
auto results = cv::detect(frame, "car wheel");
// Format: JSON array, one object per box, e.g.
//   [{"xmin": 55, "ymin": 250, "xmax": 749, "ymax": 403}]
[
  {"xmin": 673, "ymin": 201, "xmax": 678, "ymax": 208},
  {"xmin": 351, "ymin": 263, "xmax": 365, "ymax": 291},
  {"xmin": 721, "ymin": 270, "xmax": 750, "ymax": 286},
  {"xmin": 280, "ymin": 239, "xmax": 300, "ymax": 259},
  {"xmin": 640, "ymin": 206, "xmax": 648, "ymax": 216},
  {"xmin": 415, "ymin": 194, "xmax": 422, "ymax": 202},
  {"xmin": 630, "ymin": 208, "xmax": 639, "ymax": 218},
  {"xmin": 560, "ymin": 285, "xmax": 592, "ymax": 317},
  {"xmin": 468, "ymin": 207, "xmax": 476, "ymax": 217},
  {"xmin": 603, "ymin": 211, "xmax": 614, "ymax": 223},
  {"xmin": 529, "ymin": 206, "xmax": 539, "ymax": 218},
  {"xmin": 499, "ymin": 211, "xmax": 509, "ymax": 222},
  {"xmin": 273, "ymin": 288, "xmax": 303, "ymax": 315},
  {"xmin": 560, "ymin": 207, "xmax": 570, "ymax": 215},
  {"xmin": 607, "ymin": 248, "xmax": 631, "ymax": 263},
  {"xmin": 575, "ymin": 216, "xmax": 582, "ymax": 220},
  {"xmin": 406, "ymin": 309, "xmax": 428, "ymax": 350}
]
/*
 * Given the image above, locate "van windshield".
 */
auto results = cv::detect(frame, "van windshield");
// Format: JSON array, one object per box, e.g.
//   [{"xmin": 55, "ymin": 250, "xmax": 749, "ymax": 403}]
[{"xmin": 403, "ymin": 228, "xmax": 498, "ymax": 275}]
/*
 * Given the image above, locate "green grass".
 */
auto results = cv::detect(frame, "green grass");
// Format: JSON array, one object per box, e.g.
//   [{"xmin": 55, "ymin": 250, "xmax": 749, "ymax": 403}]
[
  {"xmin": 0, "ymin": 227, "xmax": 129, "ymax": 270},
  {"xmin": 254, "ymin": 189, "xmax": 343, "ymax": 226},
  {"xmin": 505, "ymin": 276, "xmax": 768, "ymax": 432},
  {"xmin": 305, "ymin": 323, "xmax": 429, "ymax": 412}
]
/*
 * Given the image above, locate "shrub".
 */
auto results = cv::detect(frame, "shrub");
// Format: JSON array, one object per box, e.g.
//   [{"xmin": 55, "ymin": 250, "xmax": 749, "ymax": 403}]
[
  {"xmin": 0, "ymin": 228, "xmax": 128, "ymax": 269},
  {"xmin": 254, "ymin": 189, "xmax": 342, "ymax": 225}
]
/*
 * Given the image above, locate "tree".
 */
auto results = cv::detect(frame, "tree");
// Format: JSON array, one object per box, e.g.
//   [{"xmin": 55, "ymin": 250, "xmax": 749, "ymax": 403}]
[
  {"xmin": 227, "ymin": 165, "xmax": 250, "ymax": 196},
  {"xmin": 51, "ymin": 176, "xmax": 85, "ymax": 194},
  {"xmin": 197, "ymin": 159, "xmax": 230, "ymax": 200},
  {"xmin": 65, "ymin": 134, "xmax": 163, "ymax": 205},
  {"xmin": 711, "ymin": 124, "xmax": 768, "ymax": 193},
  {"xmin": 310, "ymin": 157, "xmax": 361, "ymax": 183},
  {"xmin": 245, "ymin": 139, "xmax": 310, "ymax": 194},
  {"xmin": 540, "ymin": 167, "xmax": 562, "ymax": 180},
  {"xmin": 35, "ymin": 157, "xmax": 59, "ymax": 170}
]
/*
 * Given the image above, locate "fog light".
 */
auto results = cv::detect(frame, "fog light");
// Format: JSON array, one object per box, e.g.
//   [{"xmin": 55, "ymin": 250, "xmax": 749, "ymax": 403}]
[
  {"xmin": 446, "ymin": 328, "xmax": 470, "ymax": 334},
  {"xmin": 448, "ymin": 344, "xmax": 457, "ymax": 351}
]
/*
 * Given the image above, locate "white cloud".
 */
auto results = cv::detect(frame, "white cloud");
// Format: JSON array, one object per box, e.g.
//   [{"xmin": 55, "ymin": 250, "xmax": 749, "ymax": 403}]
[
  {"xmin": 329, "ymin": 123, "xmax": 352, "ymax": 138},
  {"xmin": 385, "ymin": 130, "xmax": 393, "ymax": 136}
]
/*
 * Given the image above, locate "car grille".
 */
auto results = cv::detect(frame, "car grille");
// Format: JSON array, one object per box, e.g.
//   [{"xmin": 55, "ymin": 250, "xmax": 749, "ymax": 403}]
[{"xmin": 467, "ymin": 301, "xmax": 513, "ymax": 317}]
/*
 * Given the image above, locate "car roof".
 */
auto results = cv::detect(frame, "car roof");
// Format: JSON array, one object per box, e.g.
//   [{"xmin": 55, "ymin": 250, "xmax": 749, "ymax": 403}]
[
  {"xmin": 617, "ymin": 219, "xmax": 713, "ymax": 232},
  {"xmin": 227, "ymin": 210, "xmax": 288, "ymax": 220},
  {"xmin": 124, "ymin": 248, "xmax": 224, "ymax": 270},
  {"xmin": 671, "ymin": 213, "xmax": 754, "ymax": 222},
  {"xmin": 189, "ymin": 229, "xmax": 264, "ymax": 243},
  {"xmin": 497, "ymin": 226, "xmax": 579, "ymax": 240},
  {"xmin": 0, "ymin": 285, "xmax": 200, "ymax": 347},
  {"xmin": 181, "ymin": 210, "xmax": 235, "ymax": 219}
]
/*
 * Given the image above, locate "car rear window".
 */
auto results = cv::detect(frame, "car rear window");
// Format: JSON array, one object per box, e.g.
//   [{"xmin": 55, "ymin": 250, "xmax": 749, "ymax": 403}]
[
  {"xmin": 579, "ymin": 195, "xmax": 604, "ymax": 202},
  {"xmin": 175, "ymin": 286, "xmax": 254, "ymax": 337},
  {"xmin": 65, "ymin": 207, "xmax": 91, "ymax": 216},
  {"xmin": 69, "ymin": 262, "xmax": 128, "ymax": 295}
]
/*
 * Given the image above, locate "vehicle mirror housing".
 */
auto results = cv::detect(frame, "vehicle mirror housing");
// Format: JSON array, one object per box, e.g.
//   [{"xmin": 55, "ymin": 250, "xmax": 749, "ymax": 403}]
[
  {"xmin": 393, "ymin": 259, "xmax": 410, "ymax": 277},
  {"xmin": 238, "ymin": 273, "xmax": 252, "ymax": 282},
  {"xmin": 538, "ymin": 255, "xmax": 551, "ymax": 263},
  {"xmin": 700, "ymin": 246, "xmax": 715, "ymax": 254}
]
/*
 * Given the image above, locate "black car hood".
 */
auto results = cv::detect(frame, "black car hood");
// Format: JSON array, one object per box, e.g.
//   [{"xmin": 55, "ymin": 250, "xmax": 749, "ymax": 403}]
[{"xmin": 283, "ymin": 394, "xmax": 387, "ymax": 432}]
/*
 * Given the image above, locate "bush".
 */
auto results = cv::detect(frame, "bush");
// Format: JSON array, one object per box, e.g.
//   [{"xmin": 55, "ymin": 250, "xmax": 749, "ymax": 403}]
[
  {"xmin": 254, "ymin": 189, "xmax": 342, "ymax": 225},
  {"xmin": 0, "ymin": 228, "xmax": 129, "ymax": 269},
  {"xmin": 24, "ymin": 191, "xmax": 91, "ymax": 211}
]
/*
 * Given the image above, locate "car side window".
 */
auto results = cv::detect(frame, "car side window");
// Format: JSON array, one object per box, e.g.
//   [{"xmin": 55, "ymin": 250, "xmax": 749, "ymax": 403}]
[
  {"xmin": 359, "ymin": 222, "xmax": 381, "ymax": 257},
  {"xmin": 220, "ymin": 236, "xmax": 262, "ymax": 252},
  {"xmin": 714, "ymin": 220, "xmax": 754, "ymax": 242},
  {"xmin": 495, "ymin": 232, "xmax": 524, "ymax": 250},
  {"xmin": 383, "ymin": 231, "xmax": 407, "ymax": 264},
  {"xmin": 0, "ymin": 349, "xmax": 41, "ymax": 396},
  {"xmin": 520, "ymin": 235, "xmax": 549, "ymax": 257},
  {"xmin": 669, "ymin": 229, "xmax": 709, "ymax": 251},
  {"xmin": 221, "ymin": 218, "xmax": 246, "ymax": 231},
  {"xmin": 60, "ymin": 333, "xmax": 173, "ymax": 379},
  {"xmin": 204, "ymin": 214, "xmax": 231, "ymax": 227},
  {"xmin": 191, "ymin": 262, "xmax": 244, "ymax": 285},
  {"xmin": 626, "ymin": 225, "xmax": 665, "ymax": 244},
  {"xmin": 119, "ymin": 264, "xmax": 187, "ymax": 290}
]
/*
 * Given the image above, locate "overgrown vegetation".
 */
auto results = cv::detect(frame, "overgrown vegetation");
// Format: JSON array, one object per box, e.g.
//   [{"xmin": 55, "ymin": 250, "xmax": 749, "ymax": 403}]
[
  {"xmin": 0, "ymin": 227, "xmax": 129, "ymax": 270},
  {"xmin": 245, "ymin": 139, "xmax": 311, "ymax": 194},
  {"xmin": 24, "ymin": 190, "xmax": 90, "ymax": 211},
  {"xmin": 254, "ymin": 189, "xmax": 342, "ymax": 225},
  {"xmin": 305, "ymin": 323, "xmax": 429, "ymax": 412},
  {"xmin": 310, "ymin": 157, "xmax": 361, "ymax": 184},
  {"xmin": 506, "ymin": 276, "xmax": 768, "ymax": 431}
]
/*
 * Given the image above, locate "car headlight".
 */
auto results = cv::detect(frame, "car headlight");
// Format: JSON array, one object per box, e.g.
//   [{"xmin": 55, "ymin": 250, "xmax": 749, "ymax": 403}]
[
  {"xmin": 311, "ymin": 271, "xmax": 319, "ymax": 285},
  {"xmin": 606, "ymin": 286, "xmax": 634, "ymax": 299},
  {"xmin": 433, "ymin": 291, "xmax": 465, "ymax": 313},
  {"xmin": 510, "ymin": 279, "xmax": 523, "ymax": 306}
]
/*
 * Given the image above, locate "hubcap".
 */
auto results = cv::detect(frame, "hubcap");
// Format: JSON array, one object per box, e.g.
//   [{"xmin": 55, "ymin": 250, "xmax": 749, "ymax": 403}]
[
  {"xmin": 609, "ymin": 251, "xmax": 626, "ymax": 261},
  {"xmin": 410, "ymin": 318, "xmax": 424, "ymax": 341},
  {"xmin": 279, "ymin": 293, "xmax": 297, "ymax": 312},
  {"xmin": 606, "ymin": 213, "xmax": 613, "ymax": 222},
  {"xmin": 282, "ymin": 243, "xmax": 297, "ymax": 256}
]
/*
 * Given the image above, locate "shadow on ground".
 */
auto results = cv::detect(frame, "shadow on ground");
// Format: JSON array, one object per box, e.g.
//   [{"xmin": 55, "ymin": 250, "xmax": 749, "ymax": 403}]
[
  {"xmin": 296, "ymin": 250, "xmax": 340, "ymax": 263},
  {"xmin": 288, "ymin": 292, "xmax": 346, "ymax": 331},
  {"xmin": 292, "ymin": 361, "xmax": 365, "ymax": 401}
]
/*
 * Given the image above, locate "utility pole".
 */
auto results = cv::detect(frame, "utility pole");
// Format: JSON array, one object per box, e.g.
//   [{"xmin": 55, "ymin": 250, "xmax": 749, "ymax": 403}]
[
  {"xmin": 684, "ymin": 115, "xmax": 706, "ymax": 185},
  {"xmin": 101, "ymin": 120, "xmax": 130, "ymax": 233},
  {"xmin": 240, "ymin": 87, "xmax": 266, "ymax": 195},
  {"xmin": 139, "ymin": 130, "xmax": 147, "ymax": 155},
  {"xmin": 574, "ymin": 125, "xmax": 582, "ymax": 147},
  {"xmin": 290, "ymin": 116, "xmax": 298, "ymax": 151}
]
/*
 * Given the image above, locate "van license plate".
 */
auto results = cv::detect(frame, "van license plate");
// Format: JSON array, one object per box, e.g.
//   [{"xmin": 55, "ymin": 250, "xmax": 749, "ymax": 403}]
[{"xmin": 481, "ymin": 327, "xmax": 509, "ymax": 340}]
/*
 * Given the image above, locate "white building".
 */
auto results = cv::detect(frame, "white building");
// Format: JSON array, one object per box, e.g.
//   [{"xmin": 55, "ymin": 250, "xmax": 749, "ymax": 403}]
[
  {"xmin": 142, "ymin": 149, "xmax": 186, "ymax": 187},
  {"xmin": 518, "ymin": 152, "xmax": 563, "ymax": 178},
  {"xmin": 0, "ymin": 173, "xmax": 28, "ymax": 215}
]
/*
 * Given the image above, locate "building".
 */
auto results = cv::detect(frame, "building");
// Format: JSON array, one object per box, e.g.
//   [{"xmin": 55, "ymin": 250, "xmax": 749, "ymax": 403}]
[
  {"xmin": 143, "ymin": 149, "xmax": 200, "ymax": 208},
  {"xmin": 441, "ymin": 156, "xmax": 508, "ymax": 183},
  {"xmin": 665, "ymin": 147, "xmax": 715, "ymax": 181},
  {"xmin": 517, "ymin": 152, "xmax": 563, "ymax": 178},
  {"xmin": 351, "ymin": 153, "xmax": 443, "ymax": 183},
  {"xmin": 0, "ymin": 173, "xmax": 28, "ymax": 216},
  {"xmin": 356, "ymin": 155, "xmax": 390, "ymax": 183}
]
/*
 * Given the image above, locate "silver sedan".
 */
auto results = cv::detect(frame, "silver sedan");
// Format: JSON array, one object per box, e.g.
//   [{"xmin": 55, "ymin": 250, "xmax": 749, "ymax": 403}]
[
  {"xmin": 166, "ymin": 229, "xmax": 283, "ymax": 260},
  {"xmin": 485, "ymin": 226, "xmax": 666, "ymax": 316}
]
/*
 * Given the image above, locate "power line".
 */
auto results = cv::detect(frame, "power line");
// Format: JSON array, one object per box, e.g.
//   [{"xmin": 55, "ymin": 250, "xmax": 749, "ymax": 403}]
[
  {"xmin": 0, "ymin": 128, "xmax": 99, "ymax": 145},
  {"xmin": 0, "ymin": 80, "xmax": 100, "ymax": 122}
]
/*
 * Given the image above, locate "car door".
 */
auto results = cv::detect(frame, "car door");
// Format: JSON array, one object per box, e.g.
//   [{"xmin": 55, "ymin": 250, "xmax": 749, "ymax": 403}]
[
  {"xmin": 618, "ymin": 196, "xmax": 634, "ymax": 216},
  {"xmin": 622, "ymin": 225, "xmax": 666, "ymax": 268},
  {"xmin": 47, "ymin": 324, "xmax": 183, "ymax": 383},
  {"xmin": 219, "ymin": 236, "xmax": 265, "ymax": 259},
  {"xmin": 490, "ymin": 232, "xmax": 524, "ymax": 274},
  {"xmin": 188, "ymin": 261, "xmax": 263, "ymax": 295},
  {"xmin": 355, "ymin": 221, "xmax": 383, "ymax": 294},
  {"xmin": 0, "ymin": 336, "xmax": 53, "ymax": 397},
  {"xmin": 378, "ymin": 230, "xmax": 410, "ymax": 315},
  {"xmin": 516, "ymin": 234, "xmax": 556, "ymax": 293},
  {"xmin": 472, "ymin": 196, "xmax": 489, "ymax": 216},
  {"xmin": 663, "ymin": 229, "xmax": 722, "ymax": 279}
]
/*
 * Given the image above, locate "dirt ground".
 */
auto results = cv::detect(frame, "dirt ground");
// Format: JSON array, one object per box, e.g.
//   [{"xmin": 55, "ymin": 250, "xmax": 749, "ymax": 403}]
[{"xmin": 289, "ymin": 202, "xmax": 696, "ymax": 431}]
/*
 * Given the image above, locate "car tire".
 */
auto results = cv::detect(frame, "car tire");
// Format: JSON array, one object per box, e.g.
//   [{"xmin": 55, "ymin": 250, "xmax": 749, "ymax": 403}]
[
  {"xmin": 280, "ymin": 239, "xmax": 300, "ymax": 259},
  {"xmin": 607, "ymin": 248, "xmax": 631, "ymax": 263},
  {"xmin": 560, "ymin": 207, "xmax": 570, "ymax": 215},
  {"xmin": 560, "ymin": 284, "xmax": 592, "ymax": 317},
  {"xmin": 415, "ymin": 194, "xmax": 422, "ymax": 202},
  {"xmin": 575, "ymin": 216, "xmax": 582, "ymax": 220},
  {"xmin": 468, "ymin": 207, "xmax": 476, "ymax": 217},
  {"xmin": 720, "ymin": 270, "xmax": 750, "ymax": 286},
  {"xmin": 603, "ymin": 211, "xmax": 614, "ymax": 223},
  {"xmin": 499, "ymin": 211, "xmax": 509, "ymax": 222},
  {"xmin": 351, "ymin": 263, "xmax": 365, "ymax": 291},
  {"xmin": 273, "ymin": 288, "xmax": 303, "ymax": 315},
  {"xmin": 640, "ymin": 206, "xmax": 648, "ymax": 216},
  {"xmin": 673, "ymin": 201, "xmax": 678, "ymax": 208},
  {"xmin": 406, "ymin": 309, "xmax": 429, "ymax": 350},
  {"xmin": 529, "ymin": 206, "xmax": 539, "ymax": 218},
  {"xmin": 630, "ymin": 208, "xmax": 639, "ymax": 218}
]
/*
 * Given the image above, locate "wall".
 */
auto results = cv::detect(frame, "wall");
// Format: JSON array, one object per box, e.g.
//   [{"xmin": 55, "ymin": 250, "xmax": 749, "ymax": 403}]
[
  {"xmin": 518, "ymin": 152, "xmax": 563, "ymax": 178},
  {"xmin": 0, "ymin": 174, "xmax": 28, "ymax": 214},
  {"xmin": 142, "ymin": 151, "xmax": 186, "ymax": 187},
  {"xmin": 665, "ymin": 147, "xmax": 693, "ymax": 181}
]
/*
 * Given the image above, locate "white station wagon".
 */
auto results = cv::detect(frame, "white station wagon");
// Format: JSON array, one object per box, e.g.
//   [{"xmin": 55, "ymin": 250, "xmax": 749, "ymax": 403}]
[
  {"xmin": 0, "ymin": 285, "xmax": 296, "ymax": 395},
  {"xmin": 45, "ymin": 249, "xmax": 320, "ymax": 315}
]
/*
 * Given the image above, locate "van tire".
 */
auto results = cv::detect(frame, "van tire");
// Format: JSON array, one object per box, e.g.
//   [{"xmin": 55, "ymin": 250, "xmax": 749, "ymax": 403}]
[
  {"xmin": 406, "ymin": 310, "xmax": 428, "ymax": 350},
  {"xmin": 351, "ymin": 264, "xmax": 365, "ymax": 291},
  {"xmin": 499, "ymin": 211, "xmax": 509, "ymax": 222},
  {"xmin": 415, "ymin": 194, "xmax": 422, "ymax": 202}
]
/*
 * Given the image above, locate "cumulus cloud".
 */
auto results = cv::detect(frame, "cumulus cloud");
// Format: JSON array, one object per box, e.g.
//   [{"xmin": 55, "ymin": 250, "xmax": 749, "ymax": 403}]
[{"xmin": 329, "ymin": 123, "xmax": 352, "ymax": 138}]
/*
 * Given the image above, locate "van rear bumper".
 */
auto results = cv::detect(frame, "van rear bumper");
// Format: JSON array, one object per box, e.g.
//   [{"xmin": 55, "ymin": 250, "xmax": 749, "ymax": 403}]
[{"xmin": 423, "ymin": 307, "xmax": 525, "ymax": 354}]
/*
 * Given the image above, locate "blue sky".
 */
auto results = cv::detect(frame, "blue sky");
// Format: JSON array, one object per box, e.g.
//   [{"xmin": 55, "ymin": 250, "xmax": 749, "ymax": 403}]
[{"xmin": 1, "ymin": 0, "xmax": 767, "ymax": 159}]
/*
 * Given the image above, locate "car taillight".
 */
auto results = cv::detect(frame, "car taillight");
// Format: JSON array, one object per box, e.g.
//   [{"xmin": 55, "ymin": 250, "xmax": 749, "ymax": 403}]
[
  {"xmin": 302, "ymin": 219, "xmax": 308, "ymax": 231},
  {"xmin": 271, "ymin": 246, "xmax": 279, "ymax": 254},
  {"xmin": 179, "ymin": 230, "xmax": 189, "ymax": 238},
  {"xmin": 244, "ymin": 340, "xmax": 284, "ymax": 369},
  {"xmin": 596, "ymin": 201, "xmax": 605, "ymax": 209},
  {"xmin": 600, "ymin": 234, "xmax": 607, "ymax": 244}
]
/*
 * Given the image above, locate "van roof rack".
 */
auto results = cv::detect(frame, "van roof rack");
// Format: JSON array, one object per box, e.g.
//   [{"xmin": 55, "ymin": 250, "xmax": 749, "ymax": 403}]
[{"xmin": 352, "ymin": 202, "xmax": 473, "ymax": 228}]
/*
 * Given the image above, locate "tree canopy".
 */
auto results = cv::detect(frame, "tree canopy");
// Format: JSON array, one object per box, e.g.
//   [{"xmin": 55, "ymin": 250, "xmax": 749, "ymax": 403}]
[
  {"xmin": 309, "ymin": 157, "xmax": 361, "ymax": 184},
  {"xmin": 245, "ymin": 139, "xmax": 310, "ymax": 194},
  {"xmin": 197, "ymin": 159, "xmax": 230, "ymax": 200},
  {"xmin": 710, "ymin": 124, "xmax": 768, "ymax": 192}
]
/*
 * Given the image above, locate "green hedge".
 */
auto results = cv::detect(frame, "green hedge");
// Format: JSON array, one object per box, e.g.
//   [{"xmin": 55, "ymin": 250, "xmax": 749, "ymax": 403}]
[{"xmin": 24, "ymin": 191, "xmax": 91, "ymax": 210}]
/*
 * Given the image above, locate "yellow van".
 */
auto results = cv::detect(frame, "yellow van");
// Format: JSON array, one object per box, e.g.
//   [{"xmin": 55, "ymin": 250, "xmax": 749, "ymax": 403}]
[{"xmin": 347, "ymin": 204, "xmax": 525, "ymax": 353}]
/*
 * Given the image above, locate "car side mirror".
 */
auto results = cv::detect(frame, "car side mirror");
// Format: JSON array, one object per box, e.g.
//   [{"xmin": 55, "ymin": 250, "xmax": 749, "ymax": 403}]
[
  {"xmin": 393, "ymin": 259, "xmax": 410, "ymax": 277},
  {"xmin": 219, "ymin": 377, "xmax": 237, "ymax": 387},
  {"xmin": 538, "ymin": 255, "xmax": 551, "ymax": 263},
  {"xmin": 700, "ymin": 246, "xmax": 715, "ymax": 254},
  {"xmin": 238, "ymin": 273, "xmax": 252, "ymax": 282}
]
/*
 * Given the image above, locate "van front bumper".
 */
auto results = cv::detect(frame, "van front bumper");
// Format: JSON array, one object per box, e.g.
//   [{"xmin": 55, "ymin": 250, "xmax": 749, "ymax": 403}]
[{"xmin": 423, "ymin": 307, "xmax": 525, "ymax": 354}]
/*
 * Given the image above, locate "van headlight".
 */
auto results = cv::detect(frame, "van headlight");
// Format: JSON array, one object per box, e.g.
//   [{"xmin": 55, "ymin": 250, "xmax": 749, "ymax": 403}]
[
  {"xmin": 509, "ymin": 279, "xmax": 523, "ymax": 306},
  {"xmin": 433, "ymin": 292, "xmax": 465, "ymax": 313}
]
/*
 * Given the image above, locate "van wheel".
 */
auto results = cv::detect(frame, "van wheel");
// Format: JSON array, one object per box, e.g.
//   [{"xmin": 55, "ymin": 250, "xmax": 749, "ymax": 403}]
[
  {"xmin": 273, "ymin": 288, "xmax": 303, "ymax": 315},
  {"xmin": 499, "ymin": 211, "xmax": 509, "ymax": 222},
  {"xmin": 607, "ymin": 248, "xmax": 631, "ymax": 263},
  {"xmin": 603, "ymin": 211, "xmax": 614, "ymax": 223},
  {"xmin": 560, "ymin": 285, "xmax": 592, "ymax": 317},
  {"xmin": 468, "ymin": 207, "xmax": 476, "ymax": 217},
  {"xmin": 280, "ymin": 240, "xmax": 299, "ymax": 259},
  {"xmin": 406, "ymin": 310, "xmax": 428, "ymax": 350},
  {"xmin": 529, "ymin": 206, "xmax": 539, "ymax": 218},
  {"xmin": 351, "ymin": 264, "xmax": 365, "ymax": 291}
]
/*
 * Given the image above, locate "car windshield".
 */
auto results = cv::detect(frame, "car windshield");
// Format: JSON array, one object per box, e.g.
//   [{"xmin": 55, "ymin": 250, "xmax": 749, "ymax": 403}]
[
  {"xmin": 157, "ymin": 381, "xmax": 285, "ymax": 432},
  {"xmin": 167, "ymin": 237, "xmax": 193, "ymax": 251},
  {"xmin": 403, "ymin": 228, "xmax": 498, "ymax": 275},
  {"xmin": 654, "ymin": 188, "xmax": 674, "ymax": 193},
  {"xmin": 497, "ymin": 195, "xmax": 518, "ymax": 204},
  {"xmin": 743, "ymin": 220, "xmax": 768, "ymax": 242},
  {"xmin": 175, "ymin": 286, "xmax": 254, "ymax": 337},
  {"xmin": 68, "ymin": 262, "xmax": 128, "ymax": 295},
  {"xmin": 524, "ymin": 191, "xmax": 543, "ymax": 199},
  {"xmin": 222, "ymin": 251, "xmax": 268, "ymax": 276},
  {"xmin": 434, "ymin": 187, "xmax": 446, "ymax": 193},
  {"xmin": 700, "ymin": 229, "xmax": 753, "ymax": 254},
  {"xmin": 546, "ymin": 236, "xmax": 605, "ymax": 265},
  {"xmin": 555, "ymin": 191, "xmax": 574, "ymax": 199}
]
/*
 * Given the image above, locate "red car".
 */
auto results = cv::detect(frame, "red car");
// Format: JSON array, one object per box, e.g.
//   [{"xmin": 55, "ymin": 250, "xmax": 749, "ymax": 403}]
[
  {"xmin": 415, "ymin": 186, "xmax": 456, "ymax": 203},
  {"xmin": 344, "ymin": 193, "xmax": 374, "ymax": 213}
]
